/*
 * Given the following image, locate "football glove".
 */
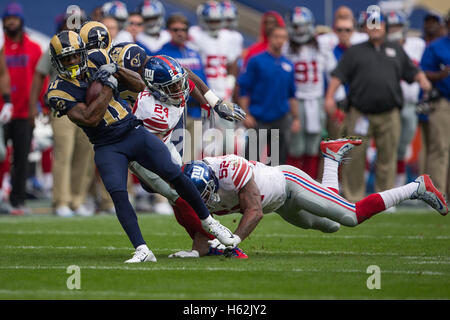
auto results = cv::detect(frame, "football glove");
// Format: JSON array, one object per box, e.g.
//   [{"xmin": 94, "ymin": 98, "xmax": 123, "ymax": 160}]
[
  {"xmin": 0, "ymin": 102, "xmax": 13, "ymax": 125},
  {"xmin": 93, "ymin": 69, "xmax": 118, "ymax": 91},
  {"xmin": 213, "ymin": 100, "xmax": 246, "ymax": 122},
  {"xmin": 168, "ymin": 250, "xmax": 200, "ymax": 258}
]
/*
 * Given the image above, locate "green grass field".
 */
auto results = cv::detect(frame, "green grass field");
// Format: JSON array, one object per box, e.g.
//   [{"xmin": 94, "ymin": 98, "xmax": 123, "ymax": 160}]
[{"xmin": 0, "ymin": 205, "xmax": 449, "ymax": 300}]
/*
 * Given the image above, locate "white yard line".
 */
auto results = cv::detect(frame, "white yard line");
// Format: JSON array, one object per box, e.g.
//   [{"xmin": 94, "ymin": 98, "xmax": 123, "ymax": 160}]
[
  {"xmin": 0, "ymin": 265, "xmax": 445, "ymax": 276},
  {"xmin": 0, "ymin": 229, "xmax": 448, "ymax": 240},
  {"xmin": 2, "ymin": 245, "xmax": 449, "ymax": 261}
]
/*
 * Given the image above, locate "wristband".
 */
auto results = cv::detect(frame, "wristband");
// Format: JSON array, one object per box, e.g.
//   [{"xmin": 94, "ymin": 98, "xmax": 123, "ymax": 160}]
[
  {"xmin": 2, "ymin": 94, "xmax": 11, "ymax": 103},
  {"xmin": 204, "ymin": 90, "xmax": 220, "ymax": 107}
]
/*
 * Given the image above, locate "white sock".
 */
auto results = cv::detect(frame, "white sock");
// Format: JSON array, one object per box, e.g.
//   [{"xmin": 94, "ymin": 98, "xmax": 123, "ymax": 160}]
[
  {"xmin": 379, "ymin": 182, "xmax": 418, "ymax": 208},
  {"xmin": 322, "ymin": 158, "xmax": 339, "ymax": 192}
]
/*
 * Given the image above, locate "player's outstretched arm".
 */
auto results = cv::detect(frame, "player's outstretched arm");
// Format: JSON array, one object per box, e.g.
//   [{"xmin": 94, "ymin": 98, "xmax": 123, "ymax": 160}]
[
  {"xmin": 235, "ymin": 176, "xmax": 264, "ymax": 241},
  {"xmin": 67, "ymin": 86, "xmax": 113, "ymax": 127}
]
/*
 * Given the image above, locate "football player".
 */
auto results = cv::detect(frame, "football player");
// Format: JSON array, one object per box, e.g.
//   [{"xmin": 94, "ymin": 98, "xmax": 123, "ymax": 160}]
[
  {"xmin": 385, "ymin": 10, "xmax": 426, "ymax": 187},
  {"xmin": 284, "ymin": 7, "xmax": 337, "ymax": 180},
  {"xmin": 46, "ymin": 30, "xmax": 241, "ymax": 262},
  {"xmin": 135, "ymin": 0, "xmax": 171, "ymax": 55},
  {"xmin": 169, "ymin": 137, "xmax": 448, "ymax": 258}
]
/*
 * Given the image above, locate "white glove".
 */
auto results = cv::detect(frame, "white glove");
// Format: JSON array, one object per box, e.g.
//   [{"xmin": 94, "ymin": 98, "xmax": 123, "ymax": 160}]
[
  {"xmin": 0, "ymin": 103, "xmax": 13, "ymax": 125},
  {"xmin": 208, "ymin": 235, "xmax": 241, "ymax": 250},
  {"xmin": 168, "ymin": 250, "xmax": 200, "ymax": 258}
]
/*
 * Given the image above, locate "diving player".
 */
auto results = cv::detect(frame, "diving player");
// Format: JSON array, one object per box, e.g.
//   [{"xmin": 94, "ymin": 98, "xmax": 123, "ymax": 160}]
[
  {"xmin": 169, "ymin": 137, "xmax": 448, "ymax": 258},
  {"xmin": 46, "ymin": 30, "xmax": 241, "ymax": 262}
]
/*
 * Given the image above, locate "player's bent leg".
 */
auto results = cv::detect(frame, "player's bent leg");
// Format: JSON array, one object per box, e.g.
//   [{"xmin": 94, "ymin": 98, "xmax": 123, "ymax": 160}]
[{"xmin": 280, "ymin": 165, "xmax": 359, "ymax": 227}]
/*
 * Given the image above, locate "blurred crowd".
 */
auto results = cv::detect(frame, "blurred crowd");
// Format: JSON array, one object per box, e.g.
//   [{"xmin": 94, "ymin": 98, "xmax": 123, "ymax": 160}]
[{"xmin": 0, "ymin": 0, "xmax": 449, "ymax": 217}]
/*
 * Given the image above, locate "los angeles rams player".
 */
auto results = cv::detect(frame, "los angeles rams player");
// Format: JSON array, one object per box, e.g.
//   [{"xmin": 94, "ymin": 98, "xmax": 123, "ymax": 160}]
[
  {"xmin": 169, "ymin": 137, "xmax": 448, "ymax": 258},
  {"xmin": 46, "ymin": 30, "xmax": 241, "ymax": 262}
]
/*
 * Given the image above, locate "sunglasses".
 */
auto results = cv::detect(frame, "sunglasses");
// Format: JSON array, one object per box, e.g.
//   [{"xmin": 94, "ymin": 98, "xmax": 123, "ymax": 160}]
[
  {"xmin": 129, "ymin": 22, "xmax": 143, "ymax": 26},
  {"xmin": 170, "ymin": 27, "xmax": 188, "ymax": 32},
  {"xmin": 336, "ymin": 28, "xmax": 353, "ymax": 33}
]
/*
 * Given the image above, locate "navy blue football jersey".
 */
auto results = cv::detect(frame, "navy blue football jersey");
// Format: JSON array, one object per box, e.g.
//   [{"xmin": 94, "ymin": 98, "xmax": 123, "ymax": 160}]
[
  {"xmin": 47, "ymin": 49, "xmax": 138, "ymax": 147},
  {"xmin": 109, "ymin": 42, "xmax": 148, "ymax": 105}
]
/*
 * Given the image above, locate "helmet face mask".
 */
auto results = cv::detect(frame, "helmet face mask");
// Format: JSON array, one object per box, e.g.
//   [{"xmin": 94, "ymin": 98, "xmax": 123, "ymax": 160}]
[
  {"xmin": 197, "ymin": 1, "xmax": 224, "ymax": 37},
  {"xmin": 288, "ymin": 7, "xmax": 315, "ymax": 44},
  {"xmin": 157, "ymin": 72, "xmax": 189, "ymax": 107},
  {"xmin": 50, "ymin": 31, "xmax": 88, "ymax": 79},
  {"xmin": 139, "ymin": 0, "xmax": 165, "ymax": 35}
]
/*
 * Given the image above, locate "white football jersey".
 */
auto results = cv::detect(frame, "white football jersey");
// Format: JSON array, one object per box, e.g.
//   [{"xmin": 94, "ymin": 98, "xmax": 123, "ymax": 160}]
[
  {"xmin": 188, "ymin": 26, "xmax": 235, "ymax": 99},
  {"xmin": 136, "ymin": 30, "xmax": 171, "ymax": 53},
  {"xmin": 224, "ymin": 29, "xmax": 243, "ymax": 63},
  {"xmin": 401, "ymin": 37, "xmax": 425, "ymax": 104},
  {"xmin": 284, "ymin": 44, "xmax": 336, "ymax": 99},
  {"xmin": 204, "ymin": 155, "xmax": 287, "ymax": 215},
  {"xmin": 133, "ymin": 89, "xmax": 185, "ymax": 144}
]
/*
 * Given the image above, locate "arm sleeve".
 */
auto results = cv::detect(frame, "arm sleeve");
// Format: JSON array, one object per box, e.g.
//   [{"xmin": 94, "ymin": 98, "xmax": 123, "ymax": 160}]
[
  {"xmin": 229, "ymin": 157, "xmax": 253, "ymax": 190},
  {"xmin": 47, "ymin": 88, "xmax": 78, "ymax": 116}
]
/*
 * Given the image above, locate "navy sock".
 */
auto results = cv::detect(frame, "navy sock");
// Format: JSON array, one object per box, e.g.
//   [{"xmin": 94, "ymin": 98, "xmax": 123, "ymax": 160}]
[
  {"xmin": 110, "ymin": 191, "xmax": 146, "ymax": 248},
  {"xmin": 170, "ymin": 173, "xmax": 210, "ymax": 220}
]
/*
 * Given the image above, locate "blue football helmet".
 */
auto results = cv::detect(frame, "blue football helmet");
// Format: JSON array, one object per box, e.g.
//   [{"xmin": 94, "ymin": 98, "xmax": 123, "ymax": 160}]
[
  {"xmin": 182, "ymin": 161, "xmax": 220, "ymax": 209},
  {"xmin": 287, "ymin": 7, "xmax": 315, "ymax": 44},
  {"xmin": 138, "ymin": 0, "xmax": 165, "ymax": 35},
  {"xmin": 102, "ymin": 1, "xmax": 128, "ymax": 28},
  {"xmin": 142, "ymin": 55, "xmax": 190, "ymax": 107},
  {"xmin": 221, "ymin": 0, "xmax": 238, "ymax": 30},
  {"xmin": 197, "ymin": 1, "xmax": 224, "ymax": 37},
  {"xmin": 385, "ymin": 10, "xmax": 409, "ymax": 42}
]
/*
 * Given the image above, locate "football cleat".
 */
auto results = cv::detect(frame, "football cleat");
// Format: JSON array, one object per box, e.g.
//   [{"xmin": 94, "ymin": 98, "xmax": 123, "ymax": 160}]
[
  {"xmin": 207, "ymin": 245, "xmax": 248, "ymax": 259},
  {"xmin": 320, "ymin": 137, "xmax": 362, "ymax": 163},
  {"xmin": 411, "ymin": 175, "xmax": 448, "ymax": 216},
  {"xmin": 125, "ymin": 245, "xmax": 157, "ymax": 263},
  {"xmin": 201, "ymin": 215, "xmax": 240, "ymax": 247}
]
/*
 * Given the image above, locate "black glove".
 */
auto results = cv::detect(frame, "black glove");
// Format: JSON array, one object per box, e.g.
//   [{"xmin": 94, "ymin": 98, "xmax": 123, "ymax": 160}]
[{"xmin": 213, "ymin": 100, "xmax": 246, "ymax": 122}]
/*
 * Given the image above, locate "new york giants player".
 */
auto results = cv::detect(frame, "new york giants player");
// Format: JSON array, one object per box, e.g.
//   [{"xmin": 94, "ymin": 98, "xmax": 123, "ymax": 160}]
[
  {"xmin": 135, "ymin": 0, "xmax": 171, "ymax": 55},
  {"xmin": 170, "ymin": 137, "xmax": 448, "ymax": 258},
  {"xmin": 385, "ymin": 10, "xmax": 426, "ymax": 187},
  {"xmin": 284, "ymin": 7, "xmax": 337, "ymax": 180}
]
